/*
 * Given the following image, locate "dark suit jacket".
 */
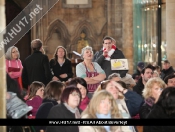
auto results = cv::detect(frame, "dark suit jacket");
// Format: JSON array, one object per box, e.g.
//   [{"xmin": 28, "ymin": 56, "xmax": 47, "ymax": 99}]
[{"xmin": 22, "ymin": 51, "xmax": 52, "ymax": 89}]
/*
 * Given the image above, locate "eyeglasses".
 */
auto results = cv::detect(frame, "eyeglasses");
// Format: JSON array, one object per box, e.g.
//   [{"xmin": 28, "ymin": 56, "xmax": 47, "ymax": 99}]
[{"xmin": 71, "ymin": 92, "xmax": 80, "ymax": 97}]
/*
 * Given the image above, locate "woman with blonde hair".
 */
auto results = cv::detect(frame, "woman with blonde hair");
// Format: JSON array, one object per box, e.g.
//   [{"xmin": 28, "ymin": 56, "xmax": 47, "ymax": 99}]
[
  {"xmin": 80, "ymin": 90, "xmax": 133, "ymax": 132},
  {"xmin": 95, "ymin": 80, "xmax": 143, "ymax": 118},
  {"xmin": 139, "ymin": 77, "xmax": 166, "ymax": 118}
]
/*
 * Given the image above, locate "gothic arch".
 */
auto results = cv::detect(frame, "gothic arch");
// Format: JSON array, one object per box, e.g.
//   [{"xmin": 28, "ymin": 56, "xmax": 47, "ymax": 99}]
[
  {"xmin": 70, "ymin": 20, "xmax": 97, "ymax": 52},
  {"xmin": 44, "ymin": 19, "xmax": 71, "ymax": 59},
  {"xmin": 45, "ymin": 19, "xmax": 71, "ymax": 49}
]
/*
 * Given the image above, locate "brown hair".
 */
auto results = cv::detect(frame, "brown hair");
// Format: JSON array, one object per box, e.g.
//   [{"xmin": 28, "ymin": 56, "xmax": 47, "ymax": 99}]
[
  {"xmin": 61, "ymin": 85, "xmax": 82, "ymax": 104},
  {"xmin": 53, "ymin": 46, "xmax": 68, "ymax": 65},
  {"xmin": 31, "ymin": 39, "xmax": 43, "ymax": 51},
  {"xmin": 44, "ymin": 81, "xmax": 65, "ymax": 101},
  {"xmin": 28, "ymin": 81, "xmax": 45, "ymax": 100}
]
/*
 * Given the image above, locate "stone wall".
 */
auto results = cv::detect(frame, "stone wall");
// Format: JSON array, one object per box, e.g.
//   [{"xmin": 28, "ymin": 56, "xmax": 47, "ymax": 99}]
[
  {"xmin": 0, "ymin": 0, "xmax": 7, "ymax": 131},
  {"xmin": 31, "ymin": 0, "xmax": 134, "ymax": 73},
  {"xmin": 166, "ymin": 0, "xmax": 175, "ymax": 68}
]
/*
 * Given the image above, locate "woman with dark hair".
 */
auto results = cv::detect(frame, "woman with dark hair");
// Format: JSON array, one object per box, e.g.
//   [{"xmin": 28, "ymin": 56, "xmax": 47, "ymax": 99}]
[
  {"xmin": 68, "ymin": 77, "xmax": 90, "ymax": 111},
  {"xmin": 144, "ymin": 87, "xmax": 175, "ymax": 132},
  {"xmin": 50, "ymin": 46, "xmax": 73, "ymax": 82},
  {"xmin": 46, "ymin": 86, "xmax": 81, "ymax": 132},
  {"xmin": 26, "ymin": 81, "xmax": 45, "ymax": 117},
  {"xmin": 35, "ymin": 81, "xmax": 65, "ymax": 132}
]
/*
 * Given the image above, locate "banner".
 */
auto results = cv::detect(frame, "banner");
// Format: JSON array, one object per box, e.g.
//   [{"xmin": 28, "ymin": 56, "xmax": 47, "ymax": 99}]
[
  {"xmin": 0, "ymin": 119, "xmax": 174, "ymax": 126},
  {"xmin": 0, "ymin": 0, "xmax": 59, "ymax": 58}
]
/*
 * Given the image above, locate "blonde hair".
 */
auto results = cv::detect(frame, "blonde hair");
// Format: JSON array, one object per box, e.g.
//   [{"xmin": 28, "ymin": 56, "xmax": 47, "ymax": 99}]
[
  {"xmin": 82, "ymin": 90, "xmax": 121, "ymax": 118},
  {"xmin": 142, "ymin": 77, "xmax": 166, "ymax": 99}
]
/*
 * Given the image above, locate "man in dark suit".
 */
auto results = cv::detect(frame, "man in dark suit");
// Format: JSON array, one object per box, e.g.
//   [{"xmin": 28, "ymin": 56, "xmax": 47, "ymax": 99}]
[{"xmin": 22, "ymin": 39, "xmax": 52, "ymax": 89}]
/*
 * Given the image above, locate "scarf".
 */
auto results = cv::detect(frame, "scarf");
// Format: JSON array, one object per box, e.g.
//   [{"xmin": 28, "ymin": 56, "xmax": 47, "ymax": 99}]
[
  {"xmin": 103, "ymin": 44, "xmax": 116, "ymax": 61},
  {"xmin": 96, "ymin": 113, "xmax": 111, "ymax": 132},
  {"xmin": 63, "ymin": 103, "xmax": 81, "ymax": 118}
]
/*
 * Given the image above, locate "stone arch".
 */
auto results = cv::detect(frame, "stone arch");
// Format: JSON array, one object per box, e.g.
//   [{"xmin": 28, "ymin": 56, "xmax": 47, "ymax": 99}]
[
  {"xmin": 70, "ymin": 20, "xmax": 97, "ymax": 53},
  {"xmin": 45, "ymin": 19, "xmax": 70, "ymax": 59}
]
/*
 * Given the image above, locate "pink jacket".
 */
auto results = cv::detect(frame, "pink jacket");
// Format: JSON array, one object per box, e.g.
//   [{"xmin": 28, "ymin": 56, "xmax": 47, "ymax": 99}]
[{"xmin": 6, "ymin": 59, "xmax": 23, "ymax": 79}]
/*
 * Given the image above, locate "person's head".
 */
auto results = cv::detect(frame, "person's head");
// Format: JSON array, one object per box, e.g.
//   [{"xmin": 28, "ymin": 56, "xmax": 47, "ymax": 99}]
[
  {"xmin": 44, "ymin": 81, "xmax": 65, "ymax": 101},
  {"xmin": 82, "ymin": 90, "xmax": 121, "ymax": 117},
  {"xmin": 141, "ymin": 64, "xmax": 155, "ymax": 83},
  {"xmin": 31, "ymin": 39, "xmax": 43, "ymax": 51},
  {"xmin": 96, "ymin": 80, "xmax": 123, "ymax": 100},
  {"xmin": 153, "ymin": 71, "xmax": 159, "ymax": 77},
  {"xmin": 5, "ymin": 46, "xmax": 20, "ymax": 60},
  {"xmin": 102, "ymin": 36, "xmax": 113, "ymax": 51},
  {"xmin": 68, "ymin": 77, "xmax": 88, "ymax": 99},
  {"xmin": 156, "ymin": 87, "xmax": 175, "ymax": 116},
  {"xmin": 54, "ymin": 46, "xmax": 68, "ymax": 60},
  {"xmin": 164, "ymin": 74, "xmax": 175, "ymax": 87},
  {"xmin": 162, "ymin": 60, "xmax": 171, "ymax": 70},
  {"xmin": 132, "ymin": 74, "xmax": 140, "ymax": 83},
  {"xmin": 137, "ymin": 62, "xmax": 145, "ymax": 71},
  {"xmin": 81, "ymin": 46, "xmax": 93, "ymax": 60},
  {"xmin": 143, "ymin": 77, "xmax": 166, "ymax": 101},
  {"xmin": 108, "ymin": 73, "xmax": 121, "ymax": 82},
  {"xmin": 155, "ymin": 65, "xmax": 161, "ymax": 74},
  {"xmin": 61, "ymin": 86, "xmax": 82, "ymax": 109},
  {"xmin": 28, "ymin": 81, "xmax": 45, "ymax": 100}
]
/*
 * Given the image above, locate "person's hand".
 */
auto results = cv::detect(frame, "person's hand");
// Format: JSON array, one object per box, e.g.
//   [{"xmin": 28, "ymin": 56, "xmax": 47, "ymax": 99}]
[
  {"xmin": 111, "ymin": 81, "xmax": 127, "ymax": 94},
  {"xmin": 52, "ymin": 76, "xmax": 59, "ymax": 81},
  {"xmin": 60, "ymin": 74, "xmax": 67, "ymax": 78},
  {"xmin": 103, "ymin": 49, "xmax": 108, "ymax": 57}
]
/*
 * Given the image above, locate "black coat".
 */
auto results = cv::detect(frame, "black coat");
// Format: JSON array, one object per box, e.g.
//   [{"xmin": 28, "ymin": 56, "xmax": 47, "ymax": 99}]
[
  {"xmin": 22, "ymin": 51, "xmax": 52, "ymax": 89},
  {"xmin": 35, "ymin": 99, "xmax": 58, "ymax": 132},
  {"xmin": 46, "ymin": 103, "xmax": 79, "ymax": 132},
  {"xmin": 50, "ymin": 59, "xmax": 73, "ymax": 82},
  {"xmin": 133, "ymin": 78, "xmax": 144, "ymax": 97},
  {"xmin": 139, "ymin": 97, "xmax": 155, "ymax": 119},
  {"xmin": 160, "ymin": 66, "xmax": 174, "ymax": 80},
  {"xmin": 93, "ymin": 48, "xmax": 128, "ymax": 78},
  {"xmin": 143, "ymin": 105, "xmax": 175, "ymax": 132}
]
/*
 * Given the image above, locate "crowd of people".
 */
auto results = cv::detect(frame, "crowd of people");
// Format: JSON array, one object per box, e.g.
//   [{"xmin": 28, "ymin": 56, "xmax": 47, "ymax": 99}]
[{"xmin": 5, "ymin": 36, "xmax": 175, "ymax": 132}]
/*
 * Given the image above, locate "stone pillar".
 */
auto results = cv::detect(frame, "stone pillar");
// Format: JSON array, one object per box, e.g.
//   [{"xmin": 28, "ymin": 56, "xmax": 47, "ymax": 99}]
[
  {"xmin": 0, "ymin": 0, "xmax": 7, "ymax": 131},
  {"xmin": 107, "ymin": 0, "xmax": 123, "ymax": 48},
  {"xmin": 122, "ymin": 0, "xmax": 134, "ymax": 74},
  {"xmin": 166, "ymin": 0, "xmax": 175, "ymax": 68}
]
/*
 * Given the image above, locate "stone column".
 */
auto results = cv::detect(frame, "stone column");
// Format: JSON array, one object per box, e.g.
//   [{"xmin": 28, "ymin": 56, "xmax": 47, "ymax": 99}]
[
  {"xmin": 166, "ymin": 0, "xmax": 175, "ymax": 68},
  {"xmin": 122, "ymin": 0, "xmax": 134, "ymax": 74},
  {"xmin": 0, "ymin": 0, "xmax": 7, "ymax": 131}
]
